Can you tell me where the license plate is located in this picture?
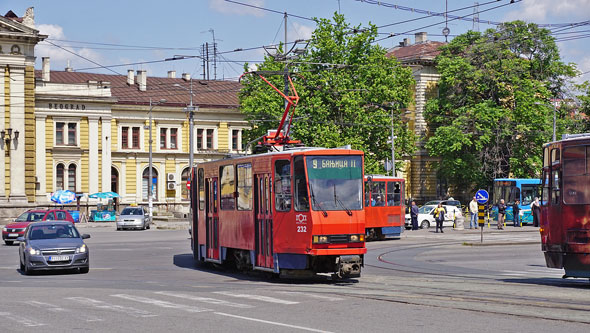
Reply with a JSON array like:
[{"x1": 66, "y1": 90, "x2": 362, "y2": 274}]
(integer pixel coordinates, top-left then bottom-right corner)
[
  {"x1": 8, "y1": 233, "x2": 18, "y2": 237},
  {"x1": 48, "y1": 255, "x2": 70, "y2": 261}
]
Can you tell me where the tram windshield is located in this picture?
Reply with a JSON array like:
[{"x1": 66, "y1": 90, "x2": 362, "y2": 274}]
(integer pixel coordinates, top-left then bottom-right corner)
[
  {"x1": 306, "y1": 155, "x2": 363, "y2": 211},
  {"x1": 563, "y1": 145, "x2": 590, "y2": 204}
]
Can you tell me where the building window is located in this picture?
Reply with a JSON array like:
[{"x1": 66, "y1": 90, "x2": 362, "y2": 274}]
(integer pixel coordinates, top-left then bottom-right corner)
[
  {"x1": 132, "y1": 127, "x2": 140, "y2": 149},
  {"x1": 170, "y1": 128, "x2": 178, "y2": 149},
  {"x1": 121, "y1": 127, "x2": 129, "y2": 149},
  {"x1": 68, "y1": 164, "x2": 76, "y2": 192},
  {"x1": 232, "y1": 129, "x2": 239, "y2": 150},
  {"x1": 68, "y1": 123, "x2": 77, "y2": 145},
  {"x1": 160, "y1": 128, "x2": 167, "y2": 149},
  {"x1": 181, "y1": 167, "x2": 190, "y2": 200},
  {"x1": 56, "y1": 163, "x2": 65, "y2": 190},
  {"x1": 206, "y1": 129, "x2": 214, "y2": 149},
  {"x1": 197, "y1": 129, "x2": 203, "y2": 149},
  {"x1": 56, "y1": 123, "x2": 64, "y2": 145},
  {"x1": 142, "y1": 167, "x2": 158, "y2": 201}
]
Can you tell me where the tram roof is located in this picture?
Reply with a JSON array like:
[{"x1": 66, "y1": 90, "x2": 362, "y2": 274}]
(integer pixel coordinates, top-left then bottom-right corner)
[{"x1": 197, "y1": 146, "x2": 365, "y2": 165}]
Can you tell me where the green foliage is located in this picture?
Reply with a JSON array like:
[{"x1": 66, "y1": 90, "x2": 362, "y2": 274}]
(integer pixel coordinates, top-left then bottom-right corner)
[
  {"x1": 239, "y1": 13, "x2": 415, "y2": 174},
  {"x1": 425, "y1": 21, "x2": 576, "y2": 190}
]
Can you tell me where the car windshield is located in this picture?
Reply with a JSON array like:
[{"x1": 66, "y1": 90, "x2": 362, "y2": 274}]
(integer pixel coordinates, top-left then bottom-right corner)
[
  {"x1": 29, "y1": 224, "x2": 80, "y2": 240},
  {"x1": 419, "y1": 205, "x2": 435, "y2": 214},
  {"x1": 15, "y1": 211, "x2": 46, "y2": 222},
  {"x1": 121, "y1": 208, "x2": 143, "y2": 215}
]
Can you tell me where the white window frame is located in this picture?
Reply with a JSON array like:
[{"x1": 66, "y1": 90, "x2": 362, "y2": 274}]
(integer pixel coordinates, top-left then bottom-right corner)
[
  {"x1": 118, "y1": 123, "x2": 144, "y2": 151},
  {"x1": 156, "y1": 125, "x2": 182, "y2": 151},
  {"x1": 228, "y1": 127, "x2": 247, "y2": 152},
  {"x1": 195, "y1": 126, "x2": 218, "y2": 150},
  {"x1": 53, "y1": 119, "x2": 80, "y2": 147}
]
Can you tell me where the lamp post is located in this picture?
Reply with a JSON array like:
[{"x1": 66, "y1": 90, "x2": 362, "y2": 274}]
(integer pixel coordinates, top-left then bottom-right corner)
[{"x1": 148, "y1": 98, "x2": 166, "y2": 223}]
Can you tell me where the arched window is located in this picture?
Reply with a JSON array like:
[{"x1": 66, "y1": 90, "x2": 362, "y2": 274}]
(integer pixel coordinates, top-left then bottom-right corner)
[
  {"x1": 56, "y1": 163, "x2": 65, "y2": 190},
  {"x1": 111, "y1": 167, "x2": 119, "y2": 194},
  {"x1": 68, "y1": 164, "x2": 77, "y2": 192},
  {"x1": 181, "y1": 168, "x2": 190, "y2": 200},
  {"x1": 142, "y1": 167, "x2": 158, "y2": 201}
]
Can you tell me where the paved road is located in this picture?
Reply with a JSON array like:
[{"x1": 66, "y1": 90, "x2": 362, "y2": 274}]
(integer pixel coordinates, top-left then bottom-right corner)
[{"x1": 0, "y1": 225, "x2": 589, "y2": 332}]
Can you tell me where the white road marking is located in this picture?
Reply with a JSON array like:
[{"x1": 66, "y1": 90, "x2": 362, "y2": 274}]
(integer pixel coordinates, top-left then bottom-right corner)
[
  {"x1": 275, "y1": 291, "x2": 344, "y2": 301},
  {"x1": 213, "y1": 291, "x2": 299, "y2": 305},
  {"x1": 155, "y1": 291, "x2": 253, "y2": 308},
  {"x1": 67, "y1": 297, "x2": 157, "y2": 318},
  {"x1": 25, "y1": 300, "x2": 103, "y2": 322},
  {"x1": 0, "y1": 312, "x2": 45, "y2": 327},
  {"x1": 111, "y1": 294, "x2": 212, "y2": 313},
  {"x1": 215, "y1": 312, "x2": 332, "y2": 333}
]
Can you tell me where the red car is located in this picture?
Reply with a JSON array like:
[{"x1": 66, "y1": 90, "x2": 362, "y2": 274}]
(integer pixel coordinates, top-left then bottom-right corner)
[{"x1": 2, "y1": 209, "x2": 74, "y2": 245}]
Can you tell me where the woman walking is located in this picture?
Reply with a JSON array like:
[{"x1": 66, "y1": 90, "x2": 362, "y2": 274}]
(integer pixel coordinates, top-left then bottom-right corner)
[{"x1": 433, "y1": 203, "x2": 446, "y2": 233}]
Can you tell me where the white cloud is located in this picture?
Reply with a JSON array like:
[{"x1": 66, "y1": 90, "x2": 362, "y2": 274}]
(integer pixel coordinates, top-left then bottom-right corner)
[
  {"x1": 209, "y1": 0, "x2": 265, "y2": 17},
  {"x1": 290, "y1": 22, "x2": 314, "y2": 42},
  {"x1": 36, "y1": 24, "x2": 105, "y2": 72},
  {"x1": 505, "y1": 0, "x2": 590, "y2": 21}
]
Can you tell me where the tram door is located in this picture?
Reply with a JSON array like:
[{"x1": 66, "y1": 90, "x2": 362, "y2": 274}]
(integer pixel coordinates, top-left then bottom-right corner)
[
  {"x1": 206, "y1": 177, "x2": 219, "y2": 260},
  {"x1": 254, "y1": 174, "x2": 273, "y2": 268}
]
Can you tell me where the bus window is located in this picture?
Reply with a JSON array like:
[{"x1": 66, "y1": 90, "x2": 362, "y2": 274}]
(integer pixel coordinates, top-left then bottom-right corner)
[
  {"x1": 521, "y1": 185, "x2": 539, "y2": 206},
  {"x1": 294, "y1": 156, "x2": 309, "y2": 211},
  {"x1": 274, "y1": 160, "x2": 292, "y2": 212},
  {"x1": 387, "y1": 181, "x2": 402, "y2": 206},
  {"x1": 508, "y1": 186, "x2": 520, "y2": 205}
]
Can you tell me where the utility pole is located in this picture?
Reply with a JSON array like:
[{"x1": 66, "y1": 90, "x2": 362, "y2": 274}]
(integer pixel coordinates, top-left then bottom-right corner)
[
  {"x1": 282, "y1": 12, "x2": 290, "y2": 134},
  {"x1": 148, "y1": 98, "x2": 166, "y2": 223},
  {"x1": 390, "y1": 105, "x2": 397, "y2": 177}
]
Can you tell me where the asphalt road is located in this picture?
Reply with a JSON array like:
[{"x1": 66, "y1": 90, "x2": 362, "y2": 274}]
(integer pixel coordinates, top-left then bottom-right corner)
[{"x1": 0, "y1": 225, "x2": 589, "y2": 332}]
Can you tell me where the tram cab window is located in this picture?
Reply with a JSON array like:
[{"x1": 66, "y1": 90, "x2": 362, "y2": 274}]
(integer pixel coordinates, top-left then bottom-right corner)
[
  {"x1": 274, "y1": 160, "x2": 292, "y2": 212},
  {"x1": 368, "y1": 181, "x2": 386, "y2": 207},
  {"x1": 198, "y1": 168, "x2": 205, "y2": 211},
  {"x1": 293, "y1": 156, "x2": 309, "y2": 211},
  {"x1": 387, "y1": 181, "x2": 402, "y2": 206}
]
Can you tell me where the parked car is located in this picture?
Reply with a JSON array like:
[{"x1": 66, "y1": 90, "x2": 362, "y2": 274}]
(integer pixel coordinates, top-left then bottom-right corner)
[
  {"x1": 18, "y1": 221, "x2": 90, "y2": 275},
  {"x1": 424, "y1": 199, "x2": 462, "y2": 209},
  {"x1": 116, "y1": 206, "x2": 150, "y2": 231},
  {"x1": 2, "y1": 209, "x2": 75, "y2": 245},
  {"x1": 405, "y1": 204, "x2": 463, "y2": 229}
]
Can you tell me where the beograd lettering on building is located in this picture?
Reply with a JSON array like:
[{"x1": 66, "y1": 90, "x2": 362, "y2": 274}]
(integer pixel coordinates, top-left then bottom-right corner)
[{"x1": 48, "y1": 103, "x2": 86, "y2": 110}]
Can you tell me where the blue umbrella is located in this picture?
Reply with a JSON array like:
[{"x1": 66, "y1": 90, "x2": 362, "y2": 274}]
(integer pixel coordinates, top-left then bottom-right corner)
[
  {"x1": 51, "y1": 190, "x2": 77, "y2": 204},
  {"x1": 89, "y1": 191, "x2": 120, "y2": 199}
]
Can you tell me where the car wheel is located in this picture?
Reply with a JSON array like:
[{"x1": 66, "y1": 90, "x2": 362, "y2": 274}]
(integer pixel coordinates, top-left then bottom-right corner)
[
  {"x1": 420, "y1": 220, "x2": 430, "y2": 229},
  {"x1": 20, "y1": 258, "x2": 24, "y2": 271},
  {"x1": 23, "y1": 260, "x2": 31, "y2": 275},
  {"x1": 79, "y1": 267, "x2": 89, "y2": 274},
  {"x1": 5, "y1": 240, "x2": 13, "y2": 245},
  {"x1": 146, "y1": 222, "x2": 150, "y2": 230}
]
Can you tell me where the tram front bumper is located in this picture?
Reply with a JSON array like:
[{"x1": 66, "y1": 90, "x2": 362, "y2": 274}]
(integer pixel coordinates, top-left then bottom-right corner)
[{"x1": 336, "y1": 255, "x2": 362, "y2": 278}]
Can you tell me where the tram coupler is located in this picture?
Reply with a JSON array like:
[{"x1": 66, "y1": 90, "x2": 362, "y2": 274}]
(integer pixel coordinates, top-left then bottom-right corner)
[{"x1": 335, "y1": 255, "x2": 362, "y2": 279}]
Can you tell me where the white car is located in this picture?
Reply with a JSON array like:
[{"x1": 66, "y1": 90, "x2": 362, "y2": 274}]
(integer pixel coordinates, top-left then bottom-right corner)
[
  {"x1": 116, "y1": 206, "x2": 150, "y2": 231},
  {"x1": 405, "y1": 204, "x2": 463, "y2": 229}
]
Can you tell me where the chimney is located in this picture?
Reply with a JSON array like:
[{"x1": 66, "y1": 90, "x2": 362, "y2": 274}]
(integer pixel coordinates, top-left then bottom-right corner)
[
  {"x1": 415, "y1": 32, "x2": 427, "y2": 44},
  {"x1": 42, "y1": 57, "x2": 50, "y2": 82},
  {"x1": 167, "y1": 70, "x2": 176, "y2": 78},
  {"x1": 127, "y1": 69, "x2": 134, "y2": 86},
  {"x1": 65, "y1": 60, "x2": 73, "y2": 72},
  {"x1": 403, "y1": 38, "x2": 410, "y2": 47},
  {"x1": 137, "y1": 70, "x2": 147, "y2": 91},
  {"x1": 182, "y1": 73, "x2": 191, "y2": 81}
]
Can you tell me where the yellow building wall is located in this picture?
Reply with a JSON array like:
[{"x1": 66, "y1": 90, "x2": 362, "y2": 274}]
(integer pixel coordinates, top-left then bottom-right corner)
[
  {"x1": 111, "y1": 119, "x2": 117, "y2": 152},
  {"x1": 45, "y1": 118, "x2": 53, "y2": 192},
  {"x1": 218, "y1": 122, "x2": 228, "y2": 152},
  {"x1": 165, "y1": 158, "x2": 176, "y2": 197},
  {"x1": 80, "y1": 119, "x2": 89, "y2": 192},
  {"x1": 25, "y1": 66, "x2": 36, "y2": 202},
  {"x1": 182, "y1": 120, "x2": 188, "y2": 153},
  {"x1": 126, "y1": 160, "x2": 136, "y2": 195}
]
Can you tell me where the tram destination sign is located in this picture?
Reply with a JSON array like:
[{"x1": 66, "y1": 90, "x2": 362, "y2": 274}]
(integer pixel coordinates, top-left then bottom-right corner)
[{"x1": 308, "y1": 156, "x2": 362, "y2": 179}]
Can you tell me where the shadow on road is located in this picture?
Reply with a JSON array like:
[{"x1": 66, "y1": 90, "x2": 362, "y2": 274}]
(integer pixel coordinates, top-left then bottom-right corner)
[
  {"x1": 173, "y1": 253, "x2": 360, "y2": 285},
  {"x1": 501, "y1": 277, "x2": 590, "y2": 289}
]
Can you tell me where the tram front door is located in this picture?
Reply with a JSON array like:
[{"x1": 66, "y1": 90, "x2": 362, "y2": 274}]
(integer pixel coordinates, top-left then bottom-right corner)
[
  {"x1": 206, "y1": 177, "x2": 219, "y2": 260},
  {"x1": 255, "y1": 174, "x2": 273, "y2": 269}
]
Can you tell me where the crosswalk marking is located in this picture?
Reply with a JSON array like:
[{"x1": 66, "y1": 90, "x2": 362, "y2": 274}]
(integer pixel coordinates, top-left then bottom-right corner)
[
  {"x1": 155, "y1": 291, "x2": 253, "y2": 308},
  {"x1": 111, "y1": 294, "x2": 212, "y2": 313},
  {"x1": 214, "y1": 312, "x2": 332, "y2": 333},
  {"x1": 0, "y1": 312, "x2": 45, "y2": 327},
  {"x1": 25, "y1": 300, "x2": 103, "y2": 322},
  {"x1": 275, "y1": 291, "x2": 344, "y2": 301},
  {"x1": 67, "y1": 297, "x2": 158, "y2": 318},
  {"x1": 213, "y1": 291, "x2": 299, "y2": 305}
]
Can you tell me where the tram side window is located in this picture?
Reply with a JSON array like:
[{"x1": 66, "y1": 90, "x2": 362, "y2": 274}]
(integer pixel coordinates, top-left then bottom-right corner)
[
  {"x1": 236, "y1": 163, "x2": 253, "y2": 211},
  {"x1": 551, "y1": 170, "x2": 560, "y2": 205},
  {"x1": 543, "y1": 147, "x2": 550, "y2": 168},
  {"x1": 542, "y1": 171, "x2": 549, "y2": 206},
  {"x1": 293, "y1": 156, "x2": 309, "y2": 211},
  {"x1": 563, "y1": 145, "x2": 590, "y2": 204},
  {"x1": 370, "y1": 181, "x2": 386, "y2": 207},
  {"x1": 219, "y1": 165, "x2": 236, "y2": 210},
  {"x1": 198, "y1": 168, "x2": 205, "y2": 211},
  {"x1": 387, "y1": 181, "x2": 402, "y2": 206},
  {"x1": 274, "y1": 160, "x2": 292, "y2": 212}
]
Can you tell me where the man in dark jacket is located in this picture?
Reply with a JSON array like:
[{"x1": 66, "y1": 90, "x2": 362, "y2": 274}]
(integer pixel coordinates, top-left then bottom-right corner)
[
  {"x1": 512, "y1": 199, "x2": 520, "y2": 227},
  {"x1": 410, "y1": 201, "x2": 419, "y2": 230},
  {"x1": 497, "y1": 199, "x2": 506, "y2": 230}
]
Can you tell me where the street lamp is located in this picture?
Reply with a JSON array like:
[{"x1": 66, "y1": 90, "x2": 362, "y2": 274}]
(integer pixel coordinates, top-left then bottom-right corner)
[{"x1": 148, "y1": 98, "x2": 167, "y2": 223}]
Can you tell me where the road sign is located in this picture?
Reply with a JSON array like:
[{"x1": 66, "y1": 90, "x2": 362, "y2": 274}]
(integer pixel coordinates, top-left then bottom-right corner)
[{"x1": 475, "y1": 189, "x2": 489, "y2": 204}]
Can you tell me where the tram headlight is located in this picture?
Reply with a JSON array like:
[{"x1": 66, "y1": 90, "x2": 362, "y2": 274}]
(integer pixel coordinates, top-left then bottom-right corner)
[
  {"x1": 313, "y1": 235, "x2": 329, "y2": 244},
  {"x1": 349, "y1": 234, "x2": 365, "y2": 242}
]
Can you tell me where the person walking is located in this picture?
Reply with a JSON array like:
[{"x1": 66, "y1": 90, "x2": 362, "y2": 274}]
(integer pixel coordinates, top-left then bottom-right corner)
[
  {"x1": 497, "y1": 199, "x2": 506, "y2": 230},
  {"x1": 513, "y1": 199, "x2": 521, "y2": 227},
  {"x1": 410, "y1": 201, "x2": 419, "y2": 230},
  {"x1": 433, "y1": 203, "x2": 446, "y2": 233},
  {"x1": 531, "y1": 197, "x2": 541, "y2": 227},
  {"x1": 469, "y1": 196, "x2": 479, "y2": 229}
]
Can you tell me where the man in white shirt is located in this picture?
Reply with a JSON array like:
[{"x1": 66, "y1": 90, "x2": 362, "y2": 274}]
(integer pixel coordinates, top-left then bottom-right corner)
[{"x1": 469, "y1": 196, "x2": 479, "y2": 229}]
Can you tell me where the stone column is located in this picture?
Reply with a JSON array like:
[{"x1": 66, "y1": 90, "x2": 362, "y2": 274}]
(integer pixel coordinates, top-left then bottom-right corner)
[
  {"x1": 35, "y1": 115, "x2": 47, "y2": 201},
  {"x1": 135, "y1": 158, "x2": 142, "y2": 203},
  {"x1": 9, "y1": 67, "x2": 27, "y2": 202},
  {"x1": 0, "y1": 67, "x2": 5, "y2": 201},
  {"x1": 120, "y1": 162, "x2": 127, "y2": 202},
  {"x1": 88, "y1": 117, "x2": 99, "y2": 194},
  {"x1": 101, "y1": 118, "x2": 112, "y2": 192}
]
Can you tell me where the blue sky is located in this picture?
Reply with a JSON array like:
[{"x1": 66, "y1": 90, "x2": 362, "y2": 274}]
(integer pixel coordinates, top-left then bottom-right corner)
[{"x1": 2, "y1": 0, "x2": 589, "y2": 82}]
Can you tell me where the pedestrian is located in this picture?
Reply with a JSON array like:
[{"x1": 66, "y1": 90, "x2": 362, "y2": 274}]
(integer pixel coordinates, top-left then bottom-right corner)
[
  {"x1": 531, "y1": 197, "x2": 541, "y2": 227},
  {"x1": 513, "y1": 199, "x2": 521, "y2": 227},
  {"x1": 433, "y1": 203, "x2": 446, "y2": 233},
  {"x1": 410, "y1": 200, "x2": 419, "y2": 230},
  {"x1": 469, "y1": 196, "x2": 479, "y2": 229},
  {"x1": 497, "y1": 199, "x2": 506, "y2": 230}
]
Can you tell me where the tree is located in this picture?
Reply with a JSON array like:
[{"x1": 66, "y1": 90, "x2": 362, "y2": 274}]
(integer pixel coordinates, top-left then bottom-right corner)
[
  {"x1": 424, "y1": 21, "x2": 577, "y2": 191},
  {"x1": 239, "y1": 13, "x2": 415, "y2": 174}
]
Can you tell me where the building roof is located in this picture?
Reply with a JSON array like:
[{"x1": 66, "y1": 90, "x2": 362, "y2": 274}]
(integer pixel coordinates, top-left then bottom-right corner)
[
  {"x1": 386, "y1": 40, "x2": 446, "y2": 65},
  {"x1": 36, "y1": 70, "x2": 241, "y2": 108}
]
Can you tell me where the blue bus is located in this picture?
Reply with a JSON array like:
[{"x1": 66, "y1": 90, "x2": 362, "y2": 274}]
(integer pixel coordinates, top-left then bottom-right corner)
[{"x1": 491, "y1": 178, "x2": 541, "y2": 225}]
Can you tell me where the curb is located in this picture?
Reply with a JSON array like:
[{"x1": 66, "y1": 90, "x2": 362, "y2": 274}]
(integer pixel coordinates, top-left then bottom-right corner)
[{"x1": 462, "y1": 241, "x2": 540, "y2": 246}]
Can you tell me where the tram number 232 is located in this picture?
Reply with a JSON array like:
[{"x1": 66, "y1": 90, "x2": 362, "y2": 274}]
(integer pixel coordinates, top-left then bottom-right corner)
[{"x1": 297, "y1": 226, "x2": 307, "y2": 233}]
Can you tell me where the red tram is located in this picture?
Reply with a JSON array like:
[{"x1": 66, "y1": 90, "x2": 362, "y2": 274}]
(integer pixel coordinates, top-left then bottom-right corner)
[
  {"x1": 189, "y1": 148, "x2": 366, "y2": 278},
  {"x1": 364, "y1": 175, "x2": 405, "y2": 240},
  {"x1": 541, "y1": 133, "x2": 590, "y2": 279}
]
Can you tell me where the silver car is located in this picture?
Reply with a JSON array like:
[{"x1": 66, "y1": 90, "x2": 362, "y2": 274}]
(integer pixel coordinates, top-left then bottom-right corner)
[{"x1": 116, "y1": 206, "x2": 150, "y2": 231}]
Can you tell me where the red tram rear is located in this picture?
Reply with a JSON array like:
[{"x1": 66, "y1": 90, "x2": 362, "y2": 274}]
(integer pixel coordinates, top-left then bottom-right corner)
[
  {"x1": 364, "y1": 175, "x2": 405, "y2": 240},
  {"x1": 541, "y1": 134, "x2": 590, "y2": 279},
  {"x1": 190, "y1": 148, "x2": 366, "y2": 278}
]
